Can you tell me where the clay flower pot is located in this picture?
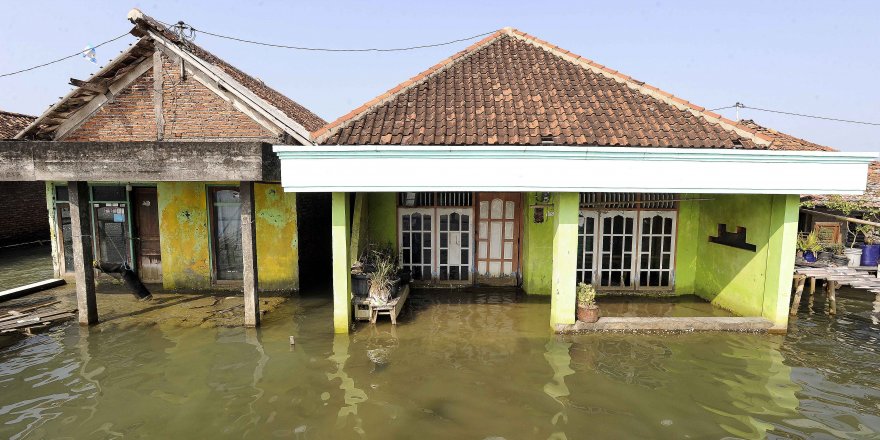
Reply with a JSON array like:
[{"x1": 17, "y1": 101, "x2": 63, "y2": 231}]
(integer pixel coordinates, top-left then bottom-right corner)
[{"x1": 577, "y1": 305, "x2": 600, "y2": 323}]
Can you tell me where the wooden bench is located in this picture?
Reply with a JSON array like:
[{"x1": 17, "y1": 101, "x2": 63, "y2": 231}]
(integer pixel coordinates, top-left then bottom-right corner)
[{"x1": 369, "y1": 285, "x2": 410, "y2": 325}]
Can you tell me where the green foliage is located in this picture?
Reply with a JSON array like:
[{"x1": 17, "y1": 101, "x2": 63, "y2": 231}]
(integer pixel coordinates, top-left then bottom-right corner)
[
  {"x1": 805, "y1": 195, "x2": 880, "y2": 247},
  {"x1": 797, "y1": 231, "x2": 823, "y2": 253},
  {"x1": 576, "y1": 282, "x2": 597, "y2": 308},
  {"x1": 366, "y1": 243, "x2": 400, "y2": 304},
  {"x1": 827, "y1": 243, "x2": 846, "y2": 256}
]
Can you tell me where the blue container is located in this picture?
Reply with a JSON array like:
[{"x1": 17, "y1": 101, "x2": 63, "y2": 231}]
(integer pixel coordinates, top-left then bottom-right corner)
[
  {"x1": 803, "y1": 251, "x2": 817, "y2": 263},
  {"x1": 860, "y1": 244, "x2": 880, "y2": 266}
]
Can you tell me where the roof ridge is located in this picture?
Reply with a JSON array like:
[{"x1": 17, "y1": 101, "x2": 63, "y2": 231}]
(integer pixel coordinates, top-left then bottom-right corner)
[
  {"x1": 504, "y1": 29, "x2": 774, "y2": 146},
  {"x1": 312, "y1": 28, "x2": 509, "y2": 142},
  {"x1": 0, "y1": 110, "x2": 36, "y2": 119}
]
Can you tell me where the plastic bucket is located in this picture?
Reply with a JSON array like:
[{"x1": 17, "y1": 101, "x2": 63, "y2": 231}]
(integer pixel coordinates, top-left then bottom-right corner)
[
  {"x1": 860, "y1": 244, "x2": 880, "y2": 266},
  {"x1": 844, "y1": 248, "x2": 862, "y2": 267}
]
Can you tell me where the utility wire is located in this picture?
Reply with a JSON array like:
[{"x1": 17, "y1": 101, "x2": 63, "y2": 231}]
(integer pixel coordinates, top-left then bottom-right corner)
[
  {"x1": 713, "y1": 102, "x2": 880, "y2": 126},
  {"x1": 0, "y1": 31, "x2": 131, "y2": 78},
  {"x1": 164, "y1": 20, "x2": 496, "y2": 52}
]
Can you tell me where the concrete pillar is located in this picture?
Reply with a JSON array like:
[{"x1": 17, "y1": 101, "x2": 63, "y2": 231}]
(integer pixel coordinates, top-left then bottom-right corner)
[
  {"x1": 240, "y1": 181, "x2": 260, "y2": 327},
  {"x1": 68, "y1": 181, "x2": 98, "y2": 325},
  {"x1": 332, "y1": 192, "x2": 352, "y2": 333},
  {"x1": 762, "y1": 194, "x2": 800, "y2": 332},
  {"x1": 550, "y1": 192, "x2": 579, "y2": 330}
]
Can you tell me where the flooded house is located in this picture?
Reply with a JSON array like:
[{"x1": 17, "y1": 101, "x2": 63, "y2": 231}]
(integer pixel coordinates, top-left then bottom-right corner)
[
  {"x1": 6, "y1": 9, "x2": 325, "y2": 326},
  {"x1": 274, "y1": 28, "x2": 875, "y2": 333},
  {"x1": 0, "y1": 110, "x2": 47, "y2": 247}
]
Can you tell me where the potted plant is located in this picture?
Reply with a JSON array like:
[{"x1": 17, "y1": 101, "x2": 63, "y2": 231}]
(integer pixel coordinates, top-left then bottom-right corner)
[
  {"x1": 367, "y1": 249, "x2": 400, "y2": 306},
  {"x1": 576, "y1": 283, "x2": 599, "y2": 323},
  {"x1": 829, "y1": 244, "x2": 850, "y2": 266},
  {"x1": 859, "y1": 225, "x2": 880, "y2": 266},
  {"x1": 797, "y1": 232, "x2": 822, "y2": 263}
]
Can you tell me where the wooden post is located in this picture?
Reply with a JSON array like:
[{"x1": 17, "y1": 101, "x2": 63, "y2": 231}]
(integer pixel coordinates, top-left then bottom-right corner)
[
  {"x1": 828, "y1": 281, "x2": 837, "y2": 315},
  {"x1": 789, "y1": 274, "x2": 806, "y2": 316},
  {"x1": 809, "y1": 277, "x2": 816, "y2": 297},
  {"x1": 68, "y1": 181, "x2": 98, "y2": 325},
  {"x1": 240, "y1": 181, "x2": 260, "y2": 327}
]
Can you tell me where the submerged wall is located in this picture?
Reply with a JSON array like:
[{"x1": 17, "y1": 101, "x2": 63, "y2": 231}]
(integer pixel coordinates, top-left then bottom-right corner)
[
  {"x1": 158, "y1": 182, "x2": 212, "y2": 289},
  {"x1": 522, "y1": 192, "x2": 558, "y2": 295},
  {"x1": 689, "y1": 194, "x2": 798, "y2": 326},
  {"x1": 254, "y1": 183, "x2": 299, "y2": 291},
  {"x1": 158, "y1": 181, "x2": 300, "y2": 291}
]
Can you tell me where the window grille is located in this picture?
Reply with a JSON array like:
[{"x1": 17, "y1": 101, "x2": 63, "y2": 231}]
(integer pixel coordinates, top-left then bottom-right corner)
[
  {"x1": 580, "y1": 193, "x2": 676, "y2": 210},
  {"x1": 398, "y1": 192, "x2": 473, "y2": 207}
]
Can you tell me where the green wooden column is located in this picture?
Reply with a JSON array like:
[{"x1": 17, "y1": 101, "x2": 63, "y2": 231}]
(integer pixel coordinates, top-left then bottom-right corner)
[
  {"x1": 762, "y1": 194, "x2": 800, "y2": 332},
  {"x1": 332, "y1": 192, "x2": 352, "y2": 333},
  {"x1": 550, "y1": 192, "x2": 579, "y2": 330}
]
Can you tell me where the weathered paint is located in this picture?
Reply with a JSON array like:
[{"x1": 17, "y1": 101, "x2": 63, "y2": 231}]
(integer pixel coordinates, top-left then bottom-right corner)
[
  {"x1": 254, "y1": 183, "x2": 299, "y2": 291},
  {"x1": 157, "y1": 182, "x2": 212, "y2": 289},
  {"x1": 332, "y1": 192, "x2": 352, "y2": 333},
  {"x1": 521, "y1": 192, "x2": 556, "y2": 295},
  {"x1": 367, "y1": 193, "x2": 397, "y2": 249},
  {"x1": 45, "y1": 182, "x2": 62, "y2": 278},
  {"x1": 761, "y1": 194, "x2": 799, "y2": 329},
  {"x1": 550, "y1": 193, "x2": 579, "y2": 328},
  {"x1": 693, "y1": 194, "x2": 780, "y2": 316}
]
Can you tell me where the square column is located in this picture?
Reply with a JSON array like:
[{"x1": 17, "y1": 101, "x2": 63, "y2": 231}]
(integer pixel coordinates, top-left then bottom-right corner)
[
  {"x1": 762, "y1": 194, "x2": 800, "y2": 331},
  {"x1": 68, "y1": 181, "x2": 98, "y2": 325},
  {"x1": 240, "y1": 181, "x2": 260, "y2": 327},
  {"x1": 550, "y1": 192, "x2": 579, "y2": 330},
  {"x1": 332, "y1": 192, "x2": 352, "y2": 333}
]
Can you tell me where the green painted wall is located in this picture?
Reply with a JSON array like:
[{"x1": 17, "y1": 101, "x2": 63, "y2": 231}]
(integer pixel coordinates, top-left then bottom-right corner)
[
  {"x1": 522, "y1": 192, "x2": 557, "y2": 295},
  {"x1": 691, "y1": 193, "x2": 798, "y2": 325},
  {"x1": 332, "y1": 192, "x2": 352, "y2": 333},
  {"x1": 367, "y1": 193, "x2": 397, "y2": 249},
  {"x1": 158, "y1": 182, "x2": 212, "y2": 289},
  {"x1": 674, "y1": 198, "x2": 701, "y2": 295},
  {"x1": 254, "y1": 183, "x2": 299, "y2": 291}
]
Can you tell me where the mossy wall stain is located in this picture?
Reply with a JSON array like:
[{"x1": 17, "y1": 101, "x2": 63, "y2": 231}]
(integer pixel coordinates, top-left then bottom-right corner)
[
  {"x1": 255, "y1": 183, "x2": 299, "y2": 291},
  {"x1": 158, "y1": 182, "x2": 211, "y2": 289}
]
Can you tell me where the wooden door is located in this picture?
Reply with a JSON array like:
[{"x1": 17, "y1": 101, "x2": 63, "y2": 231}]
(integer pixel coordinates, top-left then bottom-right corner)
[
  {"x1": 476, "y1": 193, "x2": 520, "y2": 285},
  {"x1": 132, "y1": 187, "x2": 162, "y2": 283}
]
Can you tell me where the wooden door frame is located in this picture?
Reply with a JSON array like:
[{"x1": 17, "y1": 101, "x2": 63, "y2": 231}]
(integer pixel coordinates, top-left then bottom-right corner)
[
  {"x1": 475, "y1": 192, "x2": 522, "y2": 281},
  {"x1": 131, "y1": 186, "x2": 161, "y2": 281}
]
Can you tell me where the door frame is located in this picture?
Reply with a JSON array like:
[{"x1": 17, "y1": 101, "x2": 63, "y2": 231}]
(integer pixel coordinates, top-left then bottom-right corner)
[
  {"x1": 131, "y1": 186, "x2": 162, "y2": 282},
  {"x1": 475, "y1": 192, "x2": 522, "y2": 283}
]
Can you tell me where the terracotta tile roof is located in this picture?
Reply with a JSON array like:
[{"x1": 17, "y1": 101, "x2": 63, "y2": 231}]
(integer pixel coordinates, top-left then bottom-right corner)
[
  {"x1": 0, "y1": 110, "x2": 35, "y2": 139},
  {"x1": 315, "y1": 28, "x2": 772, "y2": 148},
  {"x1": 130, "y1": 10, "x2": 326, "y2": 133},
  {"x1": 738, "y1": 119, "x2": 836, "y2": 152}
]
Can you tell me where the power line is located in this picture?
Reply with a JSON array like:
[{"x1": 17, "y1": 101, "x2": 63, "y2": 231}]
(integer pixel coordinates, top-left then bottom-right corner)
[
  {"x1": 0, "y1": 31, "x2": 131, "y2": 78},
  {"x1": 713, "y1": 102, "x2": 880, "y2": 126},
  {"x1": 165, "y1": 21, "x2": 497, "y2": 52}
]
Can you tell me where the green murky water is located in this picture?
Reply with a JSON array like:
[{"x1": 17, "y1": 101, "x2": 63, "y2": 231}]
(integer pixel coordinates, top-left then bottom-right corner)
[
  {"x1": 1, "y1": 250, "x2": 879, "y2": 438},
  {"x1": 0, "y1": 244, "x2": 54, "y2": 291}
]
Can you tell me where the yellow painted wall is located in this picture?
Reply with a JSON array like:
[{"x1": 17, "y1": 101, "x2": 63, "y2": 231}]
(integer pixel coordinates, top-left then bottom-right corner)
[
  {"x1": 254, "y1": 183, "x2": 299, "y2": 291},
  {"x1": 157, "y1": 182, "x2": 212, "y2": 289}
]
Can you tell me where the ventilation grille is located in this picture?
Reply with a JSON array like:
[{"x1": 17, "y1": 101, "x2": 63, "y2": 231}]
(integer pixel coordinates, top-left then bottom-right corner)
[
  {"x1": 398, "y1": 192, "x2": 473, "y2": 207},
  {"x1": 580, "y1": 193, "x2": 676, "y2": 210}
]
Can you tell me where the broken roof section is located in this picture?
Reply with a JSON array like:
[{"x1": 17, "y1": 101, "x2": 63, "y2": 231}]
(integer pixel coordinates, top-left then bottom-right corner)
[
  {"x1": 739, "y1": 119, "x2": 837, "y2": 152},
  {"x1": 17, "y1": 9, "x2": 324, "y2": 143},
  {"x1": 0, "y1": 110, "x2": 35, "y2": 139},
  {"x1": 314, "y1": 28, "x2": 774, "y2": 148}
]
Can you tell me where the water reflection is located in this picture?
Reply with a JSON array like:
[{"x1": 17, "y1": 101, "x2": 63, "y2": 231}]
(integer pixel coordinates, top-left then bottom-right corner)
[
  {"x1": 543, "y1": 337, "x2": 573, "y2": 439},
  {"x1": 327, "y1": 334, "x2": 368, "y2": 435}
]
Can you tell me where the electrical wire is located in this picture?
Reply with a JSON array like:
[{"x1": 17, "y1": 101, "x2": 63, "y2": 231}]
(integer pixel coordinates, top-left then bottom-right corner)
[
  {"x1": 0, "y1": 31, "x2": 131, "y2": 78},
  {"x1": 712, "y1": 102, "x2": 880, "y2": 126},
  {"x1": 163, "y1": 20, "x2": 496, "y2": 52}
]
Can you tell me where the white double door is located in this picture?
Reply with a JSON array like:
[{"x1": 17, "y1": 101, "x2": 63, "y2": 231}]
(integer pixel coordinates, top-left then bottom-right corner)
[
  {"x1": 577, "y1": 210, "x2": 677, "y2": 290},
  {"x1": 399, "y1": 207, "x2": 473, "y2": 282}
]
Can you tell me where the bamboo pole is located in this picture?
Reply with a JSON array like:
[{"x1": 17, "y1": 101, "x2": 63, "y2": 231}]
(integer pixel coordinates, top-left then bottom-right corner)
[{"x1": 800, "y1": 208, "x2": 880, "y2": 227}]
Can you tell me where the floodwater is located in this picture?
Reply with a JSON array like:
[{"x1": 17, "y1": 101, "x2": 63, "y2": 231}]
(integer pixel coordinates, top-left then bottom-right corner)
[
  {"x1": 1, "y1": 256, "x2": 879, "y2": 438},
  {"x1": 0, "y1": 244, "x2": 53, "y2": 291}
]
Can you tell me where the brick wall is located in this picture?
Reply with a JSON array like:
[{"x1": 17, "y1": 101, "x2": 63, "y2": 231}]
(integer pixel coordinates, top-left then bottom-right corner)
[
  {"x1": 0, "y1": 182, "x2": 49, "y2": 246},
  {"x1": 64, "y1": 52, "x2": 275, "y2": 142}
]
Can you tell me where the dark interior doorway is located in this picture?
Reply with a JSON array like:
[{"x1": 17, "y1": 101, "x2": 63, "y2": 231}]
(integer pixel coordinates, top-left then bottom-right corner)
[{"x1": 297, "y1": 193, "x2": 332, "y2": 292}]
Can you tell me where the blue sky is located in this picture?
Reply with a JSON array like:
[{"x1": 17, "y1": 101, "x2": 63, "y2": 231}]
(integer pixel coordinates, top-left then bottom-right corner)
[{"x1": 1, "y1": 0, "x2": 877, "y2": 151}]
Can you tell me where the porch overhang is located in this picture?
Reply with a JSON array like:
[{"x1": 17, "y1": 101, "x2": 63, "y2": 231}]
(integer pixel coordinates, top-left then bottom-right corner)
[
  {"x1": 274, "y1": 145, "x2": 877, "y2": 194},
  {"x1": 0, "y1": 141, "x2": 280, "y2": 182}
]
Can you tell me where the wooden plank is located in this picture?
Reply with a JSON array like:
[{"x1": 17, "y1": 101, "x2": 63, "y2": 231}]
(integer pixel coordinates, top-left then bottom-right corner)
[{"x1": 0, "y1": 279, "x2": 66, "y2": 302}]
